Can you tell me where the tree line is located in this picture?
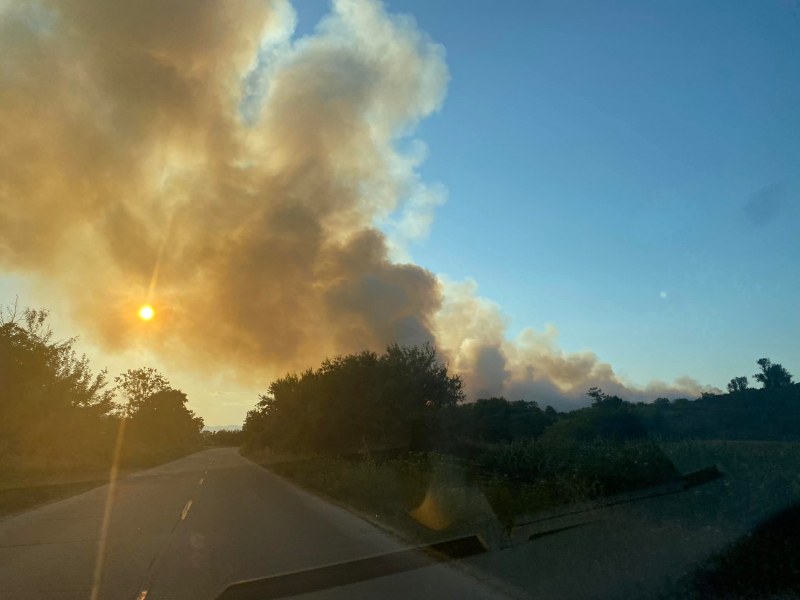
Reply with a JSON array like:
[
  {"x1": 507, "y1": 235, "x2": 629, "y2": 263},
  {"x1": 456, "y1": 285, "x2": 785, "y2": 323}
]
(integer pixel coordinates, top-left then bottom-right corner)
[
  {"x1": 0, "y1": 305, "x2": 203, "y2": 469},
  {"x1": 244, "y1": 346, "x2": 798, "y2": 456}
]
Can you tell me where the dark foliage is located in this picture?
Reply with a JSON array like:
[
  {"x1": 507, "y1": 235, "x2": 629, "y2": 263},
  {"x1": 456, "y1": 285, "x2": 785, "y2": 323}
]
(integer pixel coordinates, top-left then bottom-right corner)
[
  {"x1": 541, "y1": 400, "x2": 647, "y2": 444},
  {"x1": 754, "y1": 357, "x2": 793, "y2": 389},
  {"x1": 1, "y1": 304, "x2": 202, "y2": 472},
  {"x1": 635, "y1": 384, "x2": 800, "y2": 440},
  {"x1": 726, "y1": 376, "x2": 749, "y2": 394},
  {"x1": 244, "y1": 343, "x2": 464, "y2": 454},
  {"x1": 202, "y1": 428, "x2": 245, "y2": 446},
  {"x1": 0, "y1": 306, "x2": 115, "y2": 464},
  {"x1": 692, "y1": 501, "x2": 800, "y2": 598},
  {"x1": 430, "y1": 397, "x2": 558, "y2": 452},
  {"x1": 126, "y1": 389, "x2": 203, "y2": 453},
  {"x1": 115, "y1": 367, "x2": 171, "y2": 416}
]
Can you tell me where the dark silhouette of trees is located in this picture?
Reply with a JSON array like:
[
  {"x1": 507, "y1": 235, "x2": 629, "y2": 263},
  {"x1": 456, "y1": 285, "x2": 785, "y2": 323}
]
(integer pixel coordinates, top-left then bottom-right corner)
[
  {"x1": 243, "y1": 351, "x2": 800, "y2": 454},
  {"x1": 754, "y1": 358, "x2": 793, "y2": 389},
  {"x1": 1, "y1": 302, "x2": 203, "y2": 468},
  {"x1": 0, "y1": 306, "x2": 115, "y2": 461},
  {"x1": 463, "y1": 397, "x2": 556, "y2": 443},
  {"x1": 727, "y1": 376, "x2": 749, "y2": 393},
  {"x1": 586, "y1": 387, "x2": 626, "y2": 408},
  {"x1": 115, "y1": 367, "x2": 171, "y2": 416},
  {"x1": 128, "y1": 389, "x2": 203, "y2": 449},
  {"x1": 244, "y1": 343, "x2": 463, "y2": 454},
  {"x1": 117, "y1": 368, "x2": 203, "y2": 456},
  {"x1": 202, "y1": 428, "x2": 244, "y2": 446},
  {"x1": 543, "y1": 399, "x2": 647, "y2": 444}
]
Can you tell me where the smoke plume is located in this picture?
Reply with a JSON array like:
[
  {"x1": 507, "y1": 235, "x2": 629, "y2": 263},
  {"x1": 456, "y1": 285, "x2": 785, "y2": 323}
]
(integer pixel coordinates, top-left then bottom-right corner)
[{"x1": 0, "y1": 0, "x2": 708, "y2": 409}]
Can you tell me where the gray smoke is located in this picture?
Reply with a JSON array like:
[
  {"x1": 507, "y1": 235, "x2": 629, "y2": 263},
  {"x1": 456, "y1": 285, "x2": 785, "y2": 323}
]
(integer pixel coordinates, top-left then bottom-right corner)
[{"x1": 0, "y1": 0, "x2": 709, "y2": 408}]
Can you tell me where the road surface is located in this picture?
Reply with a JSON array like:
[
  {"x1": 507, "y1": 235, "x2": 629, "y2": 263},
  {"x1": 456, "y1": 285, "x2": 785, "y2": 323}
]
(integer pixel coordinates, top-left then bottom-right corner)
[{"x1": 0, "y1": 448, "x2": 509, "y2": 600}]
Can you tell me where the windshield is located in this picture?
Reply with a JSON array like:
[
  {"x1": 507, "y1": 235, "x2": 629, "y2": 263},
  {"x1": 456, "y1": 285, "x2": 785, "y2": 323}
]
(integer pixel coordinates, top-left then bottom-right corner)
[{"x1": 1, "y1": 1, "x2": 798, "y2": 599}]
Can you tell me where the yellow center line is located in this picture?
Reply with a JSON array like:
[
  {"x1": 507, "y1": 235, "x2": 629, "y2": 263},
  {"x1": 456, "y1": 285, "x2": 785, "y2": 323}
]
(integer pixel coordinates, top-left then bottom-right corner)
[{"x1": 181, "y1": 499, "x2": 193, "y2": 521}]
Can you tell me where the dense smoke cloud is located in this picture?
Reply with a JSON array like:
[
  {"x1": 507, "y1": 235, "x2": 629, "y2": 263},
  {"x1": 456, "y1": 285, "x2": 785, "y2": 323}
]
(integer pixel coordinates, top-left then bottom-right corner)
[
  {"x1": 0, "y1": 0, "x2": 708, "y2": 409},
  {"x1": 436, "y1": 280, "x2": 712, "y2": 408}
]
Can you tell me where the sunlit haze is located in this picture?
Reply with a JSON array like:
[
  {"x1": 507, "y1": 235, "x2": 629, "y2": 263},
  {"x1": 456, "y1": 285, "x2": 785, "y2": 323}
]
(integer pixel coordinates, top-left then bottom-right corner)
[{"x1": 0, "y1": 0, "x2": 797, "y2": 425}]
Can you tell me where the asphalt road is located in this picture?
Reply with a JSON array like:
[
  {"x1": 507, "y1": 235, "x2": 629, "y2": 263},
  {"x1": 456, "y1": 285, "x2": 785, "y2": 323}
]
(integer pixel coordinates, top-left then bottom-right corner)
[{"x1": 0, "y1": 448, "x2": 509, "y2": 600}]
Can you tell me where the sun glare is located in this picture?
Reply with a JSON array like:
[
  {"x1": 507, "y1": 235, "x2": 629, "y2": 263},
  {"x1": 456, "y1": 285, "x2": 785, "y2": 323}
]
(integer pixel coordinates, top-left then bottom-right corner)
[{"x1": 138, "y1": 305, "x2": 155, "y2": 321}]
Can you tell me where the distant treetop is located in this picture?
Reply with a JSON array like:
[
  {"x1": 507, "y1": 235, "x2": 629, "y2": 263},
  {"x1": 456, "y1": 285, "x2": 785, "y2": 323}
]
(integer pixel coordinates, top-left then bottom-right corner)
[{"x1": 753, "y1": 358, "x2": 793, "y2": 389}]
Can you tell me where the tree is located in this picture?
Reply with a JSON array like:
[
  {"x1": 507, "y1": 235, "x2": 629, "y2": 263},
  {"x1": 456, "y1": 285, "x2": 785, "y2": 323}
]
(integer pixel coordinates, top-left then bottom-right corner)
[
  {"x1": 115, "y1": 367, "x2": 171, "y2": 416},
  {"x1": 727, "y1": 376, "x2": 749, "y2": 394},
  {"x1": 244, "y1": 343, "x2": 464, "y2": 454},
  {"x1": 0, "y1": 305, "x2": 115, "y2": 456},
  {"x1": 469, "y1": 397, "x2": 555, "y2": 443},
  {"x1": 128, "y1": 389, "x2": 203, "y2": 448},
  {"x1": 586, "y1": 387, "x2": 625, "y2": 408},
  {"x1": 753, "y1": 358, "x2": 793, "y2": 389}
]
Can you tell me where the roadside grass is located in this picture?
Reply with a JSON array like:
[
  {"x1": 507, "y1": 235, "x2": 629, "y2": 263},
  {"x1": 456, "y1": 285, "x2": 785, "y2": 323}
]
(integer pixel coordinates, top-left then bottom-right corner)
[
  {"x1": 0, "y1": 444, "x2": 203, "y2": 518},
  {"x1": 249, "y1": 439, "x2": 680, "y2": 542}
]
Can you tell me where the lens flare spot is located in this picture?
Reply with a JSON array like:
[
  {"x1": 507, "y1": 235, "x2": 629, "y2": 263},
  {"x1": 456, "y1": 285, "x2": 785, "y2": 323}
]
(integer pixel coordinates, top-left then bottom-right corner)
[{"x1": 138, "y1": 305, "x2": 155, "y2": 321}]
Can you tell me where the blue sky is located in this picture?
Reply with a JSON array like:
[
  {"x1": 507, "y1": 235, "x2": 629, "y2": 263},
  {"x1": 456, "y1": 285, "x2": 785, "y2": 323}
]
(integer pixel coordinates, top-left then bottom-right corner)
[{"x1": 292, "y1": 0, "x2": 800, "y2": 388}]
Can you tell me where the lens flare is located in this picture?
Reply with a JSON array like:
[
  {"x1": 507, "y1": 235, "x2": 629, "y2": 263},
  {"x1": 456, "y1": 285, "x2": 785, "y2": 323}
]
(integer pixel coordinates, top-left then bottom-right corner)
[{"x1": 138, "y1": 305, "x2": 155, "y2": 321}]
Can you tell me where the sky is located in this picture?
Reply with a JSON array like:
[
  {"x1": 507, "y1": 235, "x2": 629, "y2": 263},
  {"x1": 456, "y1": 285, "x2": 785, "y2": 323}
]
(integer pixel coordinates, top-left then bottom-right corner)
[{"x1": 1, "y1": 0, "x2": 798, "y2": 425}]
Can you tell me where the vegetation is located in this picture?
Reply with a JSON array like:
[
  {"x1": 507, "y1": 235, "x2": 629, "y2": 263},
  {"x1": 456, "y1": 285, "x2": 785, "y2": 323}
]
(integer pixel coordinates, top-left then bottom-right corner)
[
  {"x1": 753, "y1": 357, "x2": 793, "y2": 389},
  {"x1": 0, "y1": 304, "x2": 204, "y2": 515},
  {"x1": 634, "y1": 384, "x2": 800, "y2": 441},
  {"x1": 244, "y1": 350, "x2": 798, "y2": 546},
  {"x1": 726, "y1": 376, "x2": 748, "y2": 394},
  {"x1": 262, "y1": 438, "x2": 678, "y2": 536},
  {"x1": 244, "y1": 343, "x2": 464, "y2": 454},
  {"x1": 115, "y1": 366, "x2": 204, "y2": 463},
  {"x1": 0, "y1": 306, "x2": 115, "y2": 468},
  {"x1": 5, "y1": 296, "x2": 798, "y2": 559},
  {"x1": 202, "y1": 428, "x2": 245, "y2": 446}
]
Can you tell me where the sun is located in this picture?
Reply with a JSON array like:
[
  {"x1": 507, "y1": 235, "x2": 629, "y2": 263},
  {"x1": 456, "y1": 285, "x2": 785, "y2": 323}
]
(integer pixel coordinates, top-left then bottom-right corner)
[{"x1": 138, "y1": 304, "x2": 155, "y2": 321}]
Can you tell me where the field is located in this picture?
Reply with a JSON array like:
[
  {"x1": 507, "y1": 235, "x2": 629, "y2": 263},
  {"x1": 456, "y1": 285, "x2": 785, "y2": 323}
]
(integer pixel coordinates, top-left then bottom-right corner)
[{"x1": 251, "y1": 439, "x2": 681, "y2": 542}]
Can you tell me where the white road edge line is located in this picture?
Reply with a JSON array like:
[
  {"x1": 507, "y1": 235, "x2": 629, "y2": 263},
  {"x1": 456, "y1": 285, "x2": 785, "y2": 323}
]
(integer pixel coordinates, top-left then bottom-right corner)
[{"x1": 181, "y1": 499, "x2": 193, "y2": 521}]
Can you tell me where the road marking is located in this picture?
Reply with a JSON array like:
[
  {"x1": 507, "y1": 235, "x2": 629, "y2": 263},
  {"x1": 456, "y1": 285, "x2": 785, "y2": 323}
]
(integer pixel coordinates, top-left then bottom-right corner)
[
  {"x1": 181, "y1": 499, "x2": 193, "y2": 521},
  {"x1": 136, "y1": 591, "x2": 148, "y2": 600},
  {"x1": 199, "y1": 477, "x2": 204, "y2": 485}
]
